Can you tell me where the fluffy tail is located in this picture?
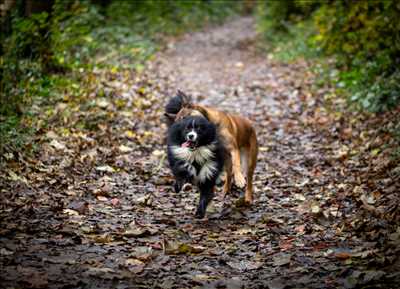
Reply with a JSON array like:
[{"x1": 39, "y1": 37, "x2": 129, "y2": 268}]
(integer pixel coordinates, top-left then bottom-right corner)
[{"x1": 164, "y1": 90, "x2": 191, "y2": 126}]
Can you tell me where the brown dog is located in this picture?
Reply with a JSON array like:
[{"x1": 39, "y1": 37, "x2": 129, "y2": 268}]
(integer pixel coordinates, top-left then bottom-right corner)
[{"x1": 165, "y1": 91, "x2": 258, "y2": 204}]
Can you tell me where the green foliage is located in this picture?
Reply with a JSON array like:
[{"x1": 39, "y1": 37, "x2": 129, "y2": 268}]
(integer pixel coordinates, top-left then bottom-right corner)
[
  {"x1": 50, "y1": 1, "x2": 105, "y2": 69},
  {"x1": 106, "y1": 0, "x2": 238, "y2": 36},
  {"x1": 313, "y1": 2, "x2": 399, "y2": 63},
  {"x1": 1, "y1": 12, "x2": 50, "y2": 117},
  {"x1": 313, "y1": 1, "x2": 400, "y2": 112},
  {"x1": 260, "y1": 20, "x2": 318, "y2": 62},
  {"x1": 0, "y1": 114, "x2": 35, "y2": 155},
  {"x1": 256, "y1": 0, "x2": 322, "y2": 62},
  {"x1": 257, "y1": 0, "x2": 321, "y2": 37},
  {"x1": 257, "y1": 0, "x2": 400, "y2": 112},
  {"x1": 0, "y1": 0, "x2": 241, "y2": 152}
]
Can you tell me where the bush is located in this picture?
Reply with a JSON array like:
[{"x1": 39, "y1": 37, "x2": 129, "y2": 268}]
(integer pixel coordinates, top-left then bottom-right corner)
[
  {"x1": 0, "y1": 0, "x2": 103, "y2": 118},
  {"x1": 257, "y1": 0, "x2": 321, "y2": 38},
  {"x1": 257, "y1": 0, "x2": 400, "y2": 112},
  {"x1": 1, "y1": 0, "x2": 240, "y2": 117},
  {"x1": 0, "y1": 0, "x2": 242, "y2": 151},
  {"x1": 313, "y1": 1, "x2": 400, "y2": 111},
  {"x1": 106, "y1": 0, "x2": 239, "y2": 35}
]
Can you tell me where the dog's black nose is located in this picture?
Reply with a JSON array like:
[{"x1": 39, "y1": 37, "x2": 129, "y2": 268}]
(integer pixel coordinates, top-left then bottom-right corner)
[{"x1": 187, "y1": 131, "x2": 197, "y2": 141}]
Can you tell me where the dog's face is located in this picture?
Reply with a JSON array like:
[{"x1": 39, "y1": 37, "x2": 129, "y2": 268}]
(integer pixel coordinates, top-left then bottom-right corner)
[{"x1": 180, "y1": 116, "x2": 216, "y2": 149}]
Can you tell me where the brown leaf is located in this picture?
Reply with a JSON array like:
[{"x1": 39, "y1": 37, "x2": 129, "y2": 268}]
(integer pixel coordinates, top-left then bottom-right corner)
[
  {"x1": 335, "y1": 252, "x2": 352, "y2": 260},
  {"x1": 67, "y1": 201, "x2": 89, "y2": 215},
  {"x1": 18, "y1": 267, "x2": 48, "y2": 289},
  {"x1": 272, "y1": 253, "x2": 291, "y2": 266},
  {"x1": 227, "y1": 260, "x2": 263, "y2": 272}
]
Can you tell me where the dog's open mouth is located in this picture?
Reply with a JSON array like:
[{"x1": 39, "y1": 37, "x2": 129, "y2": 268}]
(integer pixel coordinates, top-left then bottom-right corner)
[{"x1": 182, "y1": 141, "x2": 197, "y2": 149}]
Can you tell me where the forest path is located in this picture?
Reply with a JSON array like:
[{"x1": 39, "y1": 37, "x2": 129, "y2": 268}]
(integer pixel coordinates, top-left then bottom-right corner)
[{"x1": 1, "y1": 17, "x2": 395, "y2": 289}]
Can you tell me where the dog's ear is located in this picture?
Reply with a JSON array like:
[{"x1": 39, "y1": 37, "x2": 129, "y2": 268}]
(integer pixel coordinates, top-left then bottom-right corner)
[
  {"x1": 164, "y1": 112, "x2": 176, "y2": 120},
  {"x1": 164, "y1": 112, "x2": 177, "y2": 127},
  {"x1": 177, "y1": 90, "x2": 192, "y2": 107}
]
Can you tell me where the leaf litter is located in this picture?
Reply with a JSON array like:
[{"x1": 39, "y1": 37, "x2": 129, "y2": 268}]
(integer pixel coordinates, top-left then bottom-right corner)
[{"x1": 1, "y1": 17, "x2": 399, "y2": 289}]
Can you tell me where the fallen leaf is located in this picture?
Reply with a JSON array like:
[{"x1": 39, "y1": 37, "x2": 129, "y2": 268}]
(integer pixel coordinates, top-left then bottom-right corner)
[
  {"x1": 125, "y1": 258, "x2": 145, "y2": 273},
  {"x1": 227, "y1": 260, "x2": 263, "y2": 271},
  {"x1": 124, "y1": 228, "x2": 148, "y2": 237},
  {"x1": 111, "y1": 198, "x2": 120, "y2": 206},
  {"x1": 20, "y1": 268, "x2": 48, "y2": 288},
  {"x1": 50, "y1": 139, "x2": 66, "y2": 150},
  {"x1": 131, "y1": 246, "x2": 154, "y2": 261},
  {"x1": 164, "y1": 240, "x2": 205, "y2": 255},
  {"x1": 273, "y1": 253, "x2": 291, "y2": 266},
  {"x1": 96, "y1": 165, "x2": 115, "y2": 173},
  {"x1": 152, "y1": 149, "x2": 164, "y2": 157},
  {"x1": 335, "y1": 252, "x2": 352, "y2": 260},
  {"x1": 63, "y1": 208, "x2": 80, "y2": 216},
  {"x1": 267, "y1": 277, "x2": 287, "y2": 289},
  {"x1": 311, "y1": 202, "x2": 321, "y2": 215},
  {"x1": 7, "y1": 170, "x2": 28, "y2": 184},
  {"x1": 0, "y1": 248, "x2": 14, "y2": 256},
  {"x1": 67, "y1": 201, "x2": 88, "y2": 215},
  {"x1": 119, "y1": 145, "x2": 133, "y2": 153},
  {"x1": 177, "y1": 243, "x2": 206, "y2": 254},
  {"x1": 294, "y1": 193, "x2": 306, "y2": 201},
  {"x1": 97, "y1": 98, "x2": 110, "y2": 108}
]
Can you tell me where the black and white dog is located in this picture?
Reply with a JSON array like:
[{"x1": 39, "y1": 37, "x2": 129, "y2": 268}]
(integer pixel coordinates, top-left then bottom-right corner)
[{"x1": 167, "y1": 115, "x2": 226, "y2": 218}]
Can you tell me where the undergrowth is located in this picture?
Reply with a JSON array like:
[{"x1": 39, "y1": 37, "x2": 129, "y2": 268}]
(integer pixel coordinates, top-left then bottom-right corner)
[
  {"x1": 256, "y1": 1, "x2": 400, "y2": 113},
  {"x1": 0, "y1": 0, "x2": 240, "y2": 157}
]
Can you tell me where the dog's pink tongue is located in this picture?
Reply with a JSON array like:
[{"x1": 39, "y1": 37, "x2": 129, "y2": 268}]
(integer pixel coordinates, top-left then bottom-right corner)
[{"x1": 182, "y1": 141, "x2": 191, "y2": 148}]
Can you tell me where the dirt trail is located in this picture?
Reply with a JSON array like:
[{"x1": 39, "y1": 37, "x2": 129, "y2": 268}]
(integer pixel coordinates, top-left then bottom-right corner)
[
  {"x1": 158, "y1": 17, "x2": 277, "y2": 113},
  {"x1": 1, "y1": 17, "x2": 397, "y2": 289}
]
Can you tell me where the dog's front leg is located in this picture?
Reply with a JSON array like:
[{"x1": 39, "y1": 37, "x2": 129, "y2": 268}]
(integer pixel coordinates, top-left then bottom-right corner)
[
  {"x1": 172, "y1": 161, "x2": 195, "y2": 193},
  {"x1": 174, "y1": 179, "x2": 184, "y2": 194},
  {"x1": 195, "y1": 183, "x2": 214, "y2": 219}
]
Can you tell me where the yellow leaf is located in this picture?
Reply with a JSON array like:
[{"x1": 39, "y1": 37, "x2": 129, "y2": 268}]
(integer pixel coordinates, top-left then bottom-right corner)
[
  {"x1": 125, "y1": 130, "x2": 136, "y2": 138},
  {"x1": 371, "y1": 148, "x2": 380, "y2": 156}
]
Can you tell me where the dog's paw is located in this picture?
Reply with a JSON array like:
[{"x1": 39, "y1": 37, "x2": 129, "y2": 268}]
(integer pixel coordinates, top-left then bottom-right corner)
[
  {"x1": 194, "y1": 209, "x2": 206, "y2": 219},
  {"x1": 234, "y1": 172, "x2": 246, "y2": 188},
  {"x1": 244, "y1": 195, "x2": 253, "y2": 205},
  {"x1": 174, "y1": 181, "x2": 183, "y2": 194},
  {"x1": 244, "y1": 189, "x2": 253, "y2": 205}
]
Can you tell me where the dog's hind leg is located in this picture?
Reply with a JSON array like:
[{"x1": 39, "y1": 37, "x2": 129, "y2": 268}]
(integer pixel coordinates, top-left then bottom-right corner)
[
  {"x1": 222, "y1": 154, "x2": 233, "y2": 198},
  {"x1": 244, "y1": 131, "x2": 258, "y2": 204}
]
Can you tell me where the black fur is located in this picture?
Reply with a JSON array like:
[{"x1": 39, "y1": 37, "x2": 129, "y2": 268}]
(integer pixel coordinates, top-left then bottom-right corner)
[
  {"x1": 164, "y1": 90, "x2": 191, "y2": 126},
  {"x1": 167, "y1": 116, "x2": 225, "y2": 218}
]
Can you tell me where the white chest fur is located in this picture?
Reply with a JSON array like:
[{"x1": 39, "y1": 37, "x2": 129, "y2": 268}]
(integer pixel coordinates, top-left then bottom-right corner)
[{"x1": 171, "y1": 144, "x2": 218, "y2": 183}]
